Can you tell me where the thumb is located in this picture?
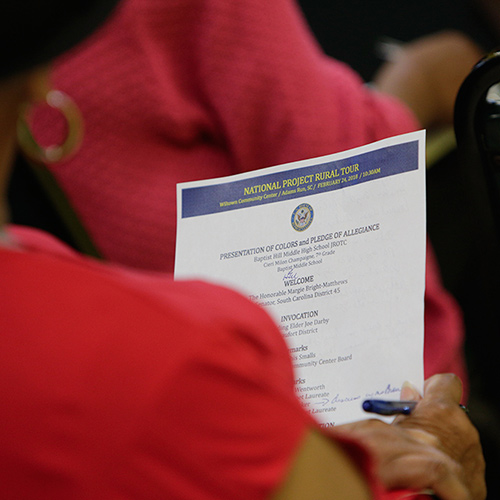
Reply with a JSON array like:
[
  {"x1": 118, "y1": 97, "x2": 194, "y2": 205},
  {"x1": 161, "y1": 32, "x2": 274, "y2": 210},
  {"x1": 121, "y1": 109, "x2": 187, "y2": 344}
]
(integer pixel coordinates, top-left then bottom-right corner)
[
  {"x1": 423, "y1": 374, "x2": 462, "y2": 404},
  {"x1": 400, "y1": 380, "x2": 422, "y2": 401}
]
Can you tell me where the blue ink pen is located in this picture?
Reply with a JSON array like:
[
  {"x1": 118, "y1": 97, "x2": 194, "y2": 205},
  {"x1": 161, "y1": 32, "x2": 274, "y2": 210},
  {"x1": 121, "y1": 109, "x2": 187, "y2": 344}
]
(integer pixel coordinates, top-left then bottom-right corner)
[{"x1": 362, "y1": 399, "x2": 417, "y2": 416}]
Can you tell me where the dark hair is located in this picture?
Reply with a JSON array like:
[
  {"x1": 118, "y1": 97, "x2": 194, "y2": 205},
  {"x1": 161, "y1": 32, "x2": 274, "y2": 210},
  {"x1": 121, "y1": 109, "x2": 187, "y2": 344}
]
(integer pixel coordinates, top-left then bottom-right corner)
[{"x1": 0, "y1": 0, "x2": 120, "y2": 79}]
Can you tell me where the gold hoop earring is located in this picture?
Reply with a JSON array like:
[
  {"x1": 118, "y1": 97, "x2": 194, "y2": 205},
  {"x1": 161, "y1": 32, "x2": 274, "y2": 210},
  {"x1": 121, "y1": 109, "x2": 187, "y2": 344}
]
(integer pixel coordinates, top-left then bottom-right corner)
[{"x1": 17, "y1": 90, "x2": 84, "y2": 164}]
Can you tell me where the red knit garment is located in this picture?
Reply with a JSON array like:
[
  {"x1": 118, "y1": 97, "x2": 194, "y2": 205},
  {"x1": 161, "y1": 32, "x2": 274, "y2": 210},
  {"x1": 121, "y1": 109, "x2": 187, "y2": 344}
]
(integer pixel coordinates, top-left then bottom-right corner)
[
  {"x1": 40, "y1": 0, "x2": 418, "y2": 271},
  {"x1": 36, "y1": 0, "x2": 466, "y2": 391},
  {"x1": 1, "y1": 225, "x2": 427, "y2": 499}
]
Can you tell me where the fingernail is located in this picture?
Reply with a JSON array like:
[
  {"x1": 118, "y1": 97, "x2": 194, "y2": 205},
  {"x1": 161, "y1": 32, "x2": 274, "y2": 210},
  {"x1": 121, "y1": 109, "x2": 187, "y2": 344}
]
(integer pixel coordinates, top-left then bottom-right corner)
[{"x1": 401, "y1": 381, "x2": 421, "y2": 401}]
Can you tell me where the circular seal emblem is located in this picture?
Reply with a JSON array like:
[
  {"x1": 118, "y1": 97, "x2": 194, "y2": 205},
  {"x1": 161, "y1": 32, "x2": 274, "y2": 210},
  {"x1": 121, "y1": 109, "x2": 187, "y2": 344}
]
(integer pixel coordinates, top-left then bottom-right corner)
[{"x1": 291, "y1": 203, "x2": 314, "y2": 232}]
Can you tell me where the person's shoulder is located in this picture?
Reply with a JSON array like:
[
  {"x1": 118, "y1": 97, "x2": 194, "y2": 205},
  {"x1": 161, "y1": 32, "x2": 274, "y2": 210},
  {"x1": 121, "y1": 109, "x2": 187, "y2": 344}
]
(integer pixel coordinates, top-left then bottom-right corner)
[
  {"x1": 7, "y1": 224, "x2": 285, "y2": 356},
  {"x1": 8, "y1": 224, "x2": 82, "y2": 257}
]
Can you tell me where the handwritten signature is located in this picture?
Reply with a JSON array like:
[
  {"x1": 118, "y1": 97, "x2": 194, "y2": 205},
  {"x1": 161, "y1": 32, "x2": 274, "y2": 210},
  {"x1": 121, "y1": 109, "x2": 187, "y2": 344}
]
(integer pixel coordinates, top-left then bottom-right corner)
[
  {"x1": 283, "y1": 269, "x2": 298, "y2": 281},
  {"x1": 313, "y1": 385, "x2": 401, "y2": 407},
  {"x1": 364, "y1": 384, "x2": 400, "y2": 398},
  {"x1": 314, "y1": 394, "x2": 362, "y2": 407}
]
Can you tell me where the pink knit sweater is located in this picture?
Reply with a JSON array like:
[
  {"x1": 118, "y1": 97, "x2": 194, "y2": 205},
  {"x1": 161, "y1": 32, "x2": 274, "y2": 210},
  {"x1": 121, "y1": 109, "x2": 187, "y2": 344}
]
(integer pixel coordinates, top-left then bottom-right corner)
[
  {"x1": 42, "y1": 0, "x2": 419, "y2": 270},
  {"x1": 39, "y1": 0, "x2": 466, "y2": 387}
]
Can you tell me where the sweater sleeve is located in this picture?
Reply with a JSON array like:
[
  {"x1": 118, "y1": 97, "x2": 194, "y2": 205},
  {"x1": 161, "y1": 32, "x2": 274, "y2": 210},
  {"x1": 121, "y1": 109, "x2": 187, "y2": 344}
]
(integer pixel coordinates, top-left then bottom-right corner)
[{"x1": 424, "y1": 240, "x2": 468, "y2": 398}]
